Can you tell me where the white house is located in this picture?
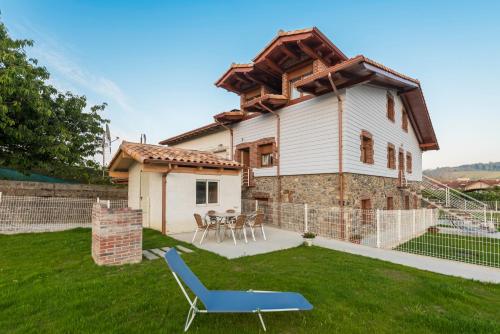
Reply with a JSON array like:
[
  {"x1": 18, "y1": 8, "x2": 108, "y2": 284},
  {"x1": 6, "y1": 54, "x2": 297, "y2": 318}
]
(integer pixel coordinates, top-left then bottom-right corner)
[
  {"x1": 159, "y1": 27, "x2": 439, "y2": 214},
  {"x1": 108, "y1": 141, "x2": 241, "y2": 234}
]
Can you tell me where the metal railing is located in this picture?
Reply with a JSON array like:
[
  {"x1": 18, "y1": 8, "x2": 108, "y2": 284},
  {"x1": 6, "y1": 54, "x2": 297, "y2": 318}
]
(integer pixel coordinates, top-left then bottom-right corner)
[
  {"x1": 242, "y1": 199, "x2": 500, "y2": 268},
  {"x1": 421, "y1": 175, "x2": 488, "y2": 223},
  {"x1": 0, "y1": 193, "x2": 128, "y2": 234}
]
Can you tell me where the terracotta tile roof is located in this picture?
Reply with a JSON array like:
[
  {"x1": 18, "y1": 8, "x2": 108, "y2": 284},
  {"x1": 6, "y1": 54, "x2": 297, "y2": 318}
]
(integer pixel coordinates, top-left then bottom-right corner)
[
  {"x1": 294, "y1": 55, "x2": 419, "y2": 87},
  {"x1": 116, "y1": 141, "x2": 241, "y2": 168}
]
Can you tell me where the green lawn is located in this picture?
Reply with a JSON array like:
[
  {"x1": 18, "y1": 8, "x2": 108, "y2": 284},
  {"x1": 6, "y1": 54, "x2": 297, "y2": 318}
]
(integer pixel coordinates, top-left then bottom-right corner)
[
  {"x1": 1, "y1": 229, "x2": 499, "y2": 333},
  {"x1": 396, "y1": 233, "x2": 500, "y2": 268}
]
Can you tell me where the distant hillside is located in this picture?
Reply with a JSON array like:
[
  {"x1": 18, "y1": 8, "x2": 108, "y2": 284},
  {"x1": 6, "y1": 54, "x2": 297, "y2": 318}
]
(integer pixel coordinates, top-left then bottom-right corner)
[{"x1": 424, "y1": 162, "x2": 500, "y2": 181}]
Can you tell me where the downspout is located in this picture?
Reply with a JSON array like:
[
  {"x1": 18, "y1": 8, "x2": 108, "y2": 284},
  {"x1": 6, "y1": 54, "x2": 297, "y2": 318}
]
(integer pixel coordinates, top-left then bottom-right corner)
[
  {"x1": 214, "y1": 120, "x2": 234, "y2": 160},
  {"x1": 161, "y1": 167, "x2": 172, "y2": 235},
  {"x1": 328, "y1": 73, "x2": 345, "y2": 240},
  {"x1": 258, "y1": 102, "x2": 281, "y2": 227}
]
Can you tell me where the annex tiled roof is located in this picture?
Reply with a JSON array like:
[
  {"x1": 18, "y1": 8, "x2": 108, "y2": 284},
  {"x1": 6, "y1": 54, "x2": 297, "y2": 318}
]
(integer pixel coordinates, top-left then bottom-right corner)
[{"x1": 114, "y1": 141, "x2": 241, "y2": 168}]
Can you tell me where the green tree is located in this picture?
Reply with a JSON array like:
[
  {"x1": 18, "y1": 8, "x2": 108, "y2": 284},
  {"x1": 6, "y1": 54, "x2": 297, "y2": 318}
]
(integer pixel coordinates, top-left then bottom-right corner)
[{"x1": 0, "y1": 19, "x2": 109, "y2": 182}]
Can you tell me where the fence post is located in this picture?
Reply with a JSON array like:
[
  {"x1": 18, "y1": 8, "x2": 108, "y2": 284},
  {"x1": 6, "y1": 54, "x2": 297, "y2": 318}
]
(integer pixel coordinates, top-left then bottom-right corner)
[
  {"x1": 412, "y1": 209, "x2": 416, "y2": 235},
  {"x1": 0, "y1": 192, "x2": 2, "y2": 204},
  {"x1": 496, "y1": 200, "x2": 498, "y2": 212},
  {"x1": 397, "y1": 209, "x2": 401, "y2": 242},
  {"x1": 304, "y1": 203, "x2": 308, "y2": 232},
  {"x1": 445, "y1": 188, "x2": 449, "y2": 207},
  {"x1": 97, "y1": 197, "x2": 100, "y2": 204},
  {"x1": 376, "y1": 209, "x2": 381, "y2": 248},
  {"x1": 107, "y1": 200, "x2": 111, "y2": 209},
  {"x1": 255, "y1": 200, "x2": 258, "y2": 212}
]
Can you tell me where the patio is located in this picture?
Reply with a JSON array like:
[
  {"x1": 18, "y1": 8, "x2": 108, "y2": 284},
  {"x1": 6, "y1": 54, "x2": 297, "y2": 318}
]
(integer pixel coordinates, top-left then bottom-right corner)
[{"x1": 171, "y1": 226, "x2": 303, "y2": 259}]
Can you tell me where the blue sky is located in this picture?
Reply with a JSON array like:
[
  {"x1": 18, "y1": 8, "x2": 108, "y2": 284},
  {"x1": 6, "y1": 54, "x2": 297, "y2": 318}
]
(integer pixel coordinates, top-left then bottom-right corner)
[{"x1": 1, "y1": 0, "x2": 499, "y2": 169}]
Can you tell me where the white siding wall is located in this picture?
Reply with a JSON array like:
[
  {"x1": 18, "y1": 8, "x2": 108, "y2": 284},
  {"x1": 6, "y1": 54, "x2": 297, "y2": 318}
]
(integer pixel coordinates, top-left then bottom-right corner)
[
  {"x1": 343, "y1": 85, "x2": 423, "y2": 181},
  {"x1": 165, "y1": 173, "x2": 242, "y2": 233},
  {"x1": 232, "y1": 93, "x2": 340, "y2": 176},
  {"x1": 170, "y1": 130, "x2": 231, "y2": 159},
  {"x1": 127, "y1": 163, "x2": 241, "y2": 234}
]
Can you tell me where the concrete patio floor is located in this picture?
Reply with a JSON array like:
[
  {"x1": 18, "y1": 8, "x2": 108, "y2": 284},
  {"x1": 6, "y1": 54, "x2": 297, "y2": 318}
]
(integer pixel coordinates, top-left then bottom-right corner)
[{"x1": 170, "y1": 226, "x2": 303, "y2": 259}]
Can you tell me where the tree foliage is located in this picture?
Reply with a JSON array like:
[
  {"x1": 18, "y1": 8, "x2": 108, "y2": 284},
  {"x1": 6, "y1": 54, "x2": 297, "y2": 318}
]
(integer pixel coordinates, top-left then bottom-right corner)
[{"x1": 0, "y1": 19, "x2": 109, "y2": 183}]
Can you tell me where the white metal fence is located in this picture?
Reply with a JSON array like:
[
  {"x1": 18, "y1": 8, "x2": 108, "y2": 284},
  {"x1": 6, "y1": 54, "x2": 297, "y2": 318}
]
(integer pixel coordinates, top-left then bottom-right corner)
[
  {"x1": 483, "y1": 201, "x2": 500, "y2": 212},
  {"x1": 242, "y1": 199, "x2": 500, "y2": 268},
  {"x1": 0, "y1": 193, "x2": 128, "y2": 234}
]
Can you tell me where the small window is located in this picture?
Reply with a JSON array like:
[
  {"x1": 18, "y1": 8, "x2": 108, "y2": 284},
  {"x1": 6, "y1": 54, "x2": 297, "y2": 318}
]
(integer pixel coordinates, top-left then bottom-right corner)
[
  {"x1": 361, "y1": 199, "x2": 372, "y2": 225},
  {"x1": 402, "y1": 108, "x2": 408, "y2": 132},
  {"x1": 387, "y1": 144, "x2": 396, "y2": 169},
  {"x1": 288, "y1": 65, "x2": 313, "y2": 100},
  {"x1": 387, "y1": 92, "x2": 395, "y2": 122},
  {"x1": 386, "y1": 196, "x2": 394, "y2": 210},
  {"x1": 258, "y1": 143, "x2": 274, "y2": 167},
  {"x1": 404, "y1": 195, "x2": 410, "y2": 210},
  {"x1": 413, "y1": 195, "x2": 419, "y2": 209},
  {"x1": 196, "y1": 180, "x2": 218, "y2": 205},
  {"x1": 406, "y1": 152, "x2": 413, "y2": 174},
  {"x1": 360, "y1": 131, "x2": 374, "y2": 164}
]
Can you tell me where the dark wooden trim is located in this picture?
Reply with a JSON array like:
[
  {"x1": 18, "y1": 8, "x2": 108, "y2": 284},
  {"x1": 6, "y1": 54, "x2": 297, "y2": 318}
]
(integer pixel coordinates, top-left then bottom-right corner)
[{"x1": 161, "y1": 173, "x2": 167, "y2": 234}]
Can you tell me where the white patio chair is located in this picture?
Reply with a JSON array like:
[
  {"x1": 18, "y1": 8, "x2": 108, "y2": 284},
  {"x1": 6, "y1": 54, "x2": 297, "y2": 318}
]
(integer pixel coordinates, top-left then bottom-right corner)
[
  {"x1": 225, "y1": 214, "x2": 248, "y2": 245},
  {"x1": 193, "y1": 213, "x2": 216, "y2": 245},
  {"x1": 248, "y1": 213, "x2": 266, "y2": 241}
]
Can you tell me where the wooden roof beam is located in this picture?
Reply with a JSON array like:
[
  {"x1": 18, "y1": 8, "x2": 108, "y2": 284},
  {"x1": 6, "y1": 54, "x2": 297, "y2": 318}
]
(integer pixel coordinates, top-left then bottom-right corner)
[
  {"x1": 243, "y1": 72, "x2": 280, "y2": 92},
  {"x1": 279, "y1": 42, "x2": 299, "y2": 60},
  {"x1": 264, "y1": 58, "x2": 284, "y2": 74},
  {"x1": 297, "y1": 40, "x2": 319, "y2": 60}
]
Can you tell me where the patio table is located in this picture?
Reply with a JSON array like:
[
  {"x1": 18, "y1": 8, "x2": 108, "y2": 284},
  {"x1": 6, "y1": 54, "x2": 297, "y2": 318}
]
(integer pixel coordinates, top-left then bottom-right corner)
[{"x1": 209, "y1": 212, "x2": 239, "y2": 243}]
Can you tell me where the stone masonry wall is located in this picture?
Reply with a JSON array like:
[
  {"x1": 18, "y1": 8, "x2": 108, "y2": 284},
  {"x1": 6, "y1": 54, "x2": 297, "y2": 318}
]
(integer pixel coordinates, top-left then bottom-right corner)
[
  {"x1": 0, "y1": 180, "x2": 127, "y2": 199},
  {"x1": 243, "y1": 172, "x2": 421, "y2": 210},
  {"x1": 92, "y1": 204, "x2": 142, "y2": 266}
]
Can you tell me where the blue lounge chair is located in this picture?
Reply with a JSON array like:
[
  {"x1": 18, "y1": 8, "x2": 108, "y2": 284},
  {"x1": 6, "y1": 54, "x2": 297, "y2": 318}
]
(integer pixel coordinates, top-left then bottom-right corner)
[{"x1": 164, "y1": 249, "x2": 313, "y2": 332}]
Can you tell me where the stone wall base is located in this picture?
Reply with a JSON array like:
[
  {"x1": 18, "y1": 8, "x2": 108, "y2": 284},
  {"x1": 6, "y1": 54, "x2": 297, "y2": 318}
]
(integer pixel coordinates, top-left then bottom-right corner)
[{"x1": 243, "y1": 173, "x2": 421, "y2": 210}]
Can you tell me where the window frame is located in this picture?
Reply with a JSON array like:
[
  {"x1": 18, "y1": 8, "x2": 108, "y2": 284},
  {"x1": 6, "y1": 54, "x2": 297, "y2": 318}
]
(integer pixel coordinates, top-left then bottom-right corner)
[
  {"x1": 387, "y1": 143, "x2": 396, "y2": 169},
  {"x1": 360, "y1": 130, "x2": 374, "y2": 165},
  {"x1": 258, "y1": 143, "x2": 274, "y2": 168},
  {"x1": 386, "y1": 196, "x2": 394, "y2": 210},
  {"x1": 387, "y1": 92, "x2": 395, "y2": 122},
  {"x1": 195, "y1": 179, "x2": 219, "y2": 206},
  {"x1": 288, "y1": 64, "x2": 313, "y2": 101},
  {"x1": 402, "y1": 108, "x2": 409, "y2": 132},
  {"x1": 406, "y1": 152, "x2": 413, "y2": 174}
]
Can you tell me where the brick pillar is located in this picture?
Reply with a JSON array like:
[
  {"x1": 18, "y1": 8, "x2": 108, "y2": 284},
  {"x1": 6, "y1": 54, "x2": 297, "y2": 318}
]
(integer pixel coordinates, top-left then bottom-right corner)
[{"x1": 92, "y1": 203, "x2": 142, "y2": 266}]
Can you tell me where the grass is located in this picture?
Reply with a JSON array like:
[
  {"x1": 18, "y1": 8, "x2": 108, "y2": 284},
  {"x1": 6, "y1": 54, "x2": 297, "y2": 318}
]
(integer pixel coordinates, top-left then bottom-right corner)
[
  {"x1": 0, "y1": 229, "x2": 499, "y2": 333},
  {"x1": 395, "y1": 233, "x2": 500, "y2": 268}
]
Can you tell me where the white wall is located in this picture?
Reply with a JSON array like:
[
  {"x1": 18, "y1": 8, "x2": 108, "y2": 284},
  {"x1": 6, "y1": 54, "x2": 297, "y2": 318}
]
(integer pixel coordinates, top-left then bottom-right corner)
[
  {"x1": 128, "y1": 163, "x2": 242, "y2": 234},
  {"x1": 165, "y1": 173, "x2": 242, "y2": 234},
  {"x1": 343, "y1": 85, "x2": 423, "y2": 181},
  {"x1": 232, "y1": 93, "x2": 340, "y2": 176},
  {"x1": 170, "y1": 130, "x2": 231, "y2": 159}
]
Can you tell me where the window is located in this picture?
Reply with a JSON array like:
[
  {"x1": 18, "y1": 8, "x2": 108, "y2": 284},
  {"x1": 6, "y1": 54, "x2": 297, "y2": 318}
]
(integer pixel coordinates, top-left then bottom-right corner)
[
  {"x1": 288, "y1": 65, "x2": 313, "y2": 100},
  {"x1": 402, "y1": 108, "x2": 408, "y2": 132},
  {"x1": 387, "y1": 92, "x2": 395, "y2": 122},
  {"x1": 387, "y1": 143, "x2": 396, "y2": 169},
  {"x1": 258, "y1": 143, "x2": 274, "y2": 167},
  {"x1": 406, "y1": 152, "x2": 413, "y2": 174},
  {"x1": 196, "y1": 180, "x2": 218, "y2": 205},
  {"x1": 360, "y1": 131, "x2": 374, "y2": 164},
  {"x1": 386, "y1": 196, "x2": 394, "y2": 210},
  {"x1": 413, "y1": 195, "x2": 419, "y2": 209},
  {"x1": 361, "y1": 199, "x2": 372, "y2": 225},
  {"x1": 404, "y1": 195, "x2": 410, "y2": 210}
]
